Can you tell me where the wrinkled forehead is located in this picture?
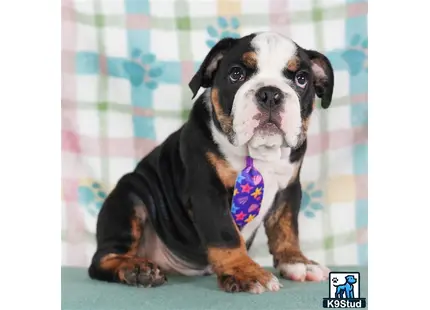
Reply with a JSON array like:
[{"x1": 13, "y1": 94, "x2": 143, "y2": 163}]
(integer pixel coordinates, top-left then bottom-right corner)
[{"x1": 223, "y1": 32, "x2": 311, "y2": 73}]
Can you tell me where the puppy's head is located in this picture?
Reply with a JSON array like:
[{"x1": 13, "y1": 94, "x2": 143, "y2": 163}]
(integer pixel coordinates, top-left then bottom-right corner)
[
  {"x1": 345, "y1": 275, "x2": 357, "y2": 284},
  {"x1": 189, "y1": 32, "x2": 334, "y2": 150}
]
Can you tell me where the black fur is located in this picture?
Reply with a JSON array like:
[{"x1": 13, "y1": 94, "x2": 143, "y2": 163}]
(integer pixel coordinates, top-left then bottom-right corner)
[{"x1": 88, "y1": 96, "x2": 241, "y2": 280}]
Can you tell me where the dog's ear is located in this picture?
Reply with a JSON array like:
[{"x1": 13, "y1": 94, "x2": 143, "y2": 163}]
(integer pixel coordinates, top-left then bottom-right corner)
[
  {"x1": 188, "y1": 38, "x2": 239, "y2": 99},
  {"x1": 305, "y1": 50, "x2": 334, "y2": 109}
]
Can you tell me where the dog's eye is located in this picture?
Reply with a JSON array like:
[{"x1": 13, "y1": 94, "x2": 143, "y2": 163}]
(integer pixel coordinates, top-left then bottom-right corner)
[
  {"x1": 295, "y1": 71, "x2": 308, "y2": 88},
  {"x1": 228, "y1": 66, "x2": 246, "y2": 83}
]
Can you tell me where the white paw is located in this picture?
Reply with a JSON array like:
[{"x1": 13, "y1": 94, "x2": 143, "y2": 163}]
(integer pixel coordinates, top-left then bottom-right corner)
[
  {"x1": 279, "y1": 263, "x2": 330, "y2": 282},
  {"x1": 249, "y1": 282, "x2": 265, "y2": 294},
  {"x1": 249, "y1": 274, "x2": 282, "y2": 294}
]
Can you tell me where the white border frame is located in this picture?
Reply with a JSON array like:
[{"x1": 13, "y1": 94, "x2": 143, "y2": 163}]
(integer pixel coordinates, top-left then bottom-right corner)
[
  {"x1": 0, "y1": 0, "x2": 60, "y2": 309},
  {"x1": 0, "y1": 0, "x2": 429, "y2": 309},
  {"x1": 370, "y1": 0, "x2": 430, "y2": 308}
]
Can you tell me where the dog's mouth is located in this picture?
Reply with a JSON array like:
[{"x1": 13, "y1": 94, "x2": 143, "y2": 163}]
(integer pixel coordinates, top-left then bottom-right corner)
[
  {"x1": 252, "y1": 111, "x2": 284, "y2": 135},
  {"x1": 255, "y1": 122, "x2": 283, "y2": 135}
]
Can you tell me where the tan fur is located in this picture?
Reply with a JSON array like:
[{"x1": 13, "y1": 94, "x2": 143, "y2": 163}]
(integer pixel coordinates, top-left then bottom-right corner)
[
  {"x1": 302, "y1": 117, "x2": 311, "y2": 133},
  {"x1": 206, "y1": 151, "x2": 238, "y2": 188},
  {"x1": 208, "y1": 225, "x2": 272, "y2": 288},
  {"x1": 211, "y1": 88, "x2": 233, "y2": 135},
  {"x1": 264, "y1": 203, "x2": 310, "y2": 267},
  {"x1": 242, "y1": 51, "x2": 257, "y2": 69},
  {"x1": 287, "y1": 56, "x2": 300, "y2": 72},
  {"x1": 99, "y1": 214, "x2": 151, "y2": 282}
]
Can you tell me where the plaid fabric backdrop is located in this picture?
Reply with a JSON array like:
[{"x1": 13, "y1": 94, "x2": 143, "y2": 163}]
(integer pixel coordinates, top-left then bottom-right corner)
[{"x1": 61, "y1": 0, "x2": 368, "y2": 267}]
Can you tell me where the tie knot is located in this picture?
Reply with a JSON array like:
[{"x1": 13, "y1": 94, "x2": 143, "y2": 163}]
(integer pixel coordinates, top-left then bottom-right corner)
[{"x1": 246, "y1": 156, "x2": 253, "y2": 167}]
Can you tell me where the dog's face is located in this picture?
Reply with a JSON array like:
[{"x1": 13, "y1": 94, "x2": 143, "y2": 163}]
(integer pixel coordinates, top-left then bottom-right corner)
[
  {"x1": 189, "y1": 32, "x2": 334, "y2": 151},
  {"x1": 345, "y1": 275, "x2": 357, "y2": 284}
]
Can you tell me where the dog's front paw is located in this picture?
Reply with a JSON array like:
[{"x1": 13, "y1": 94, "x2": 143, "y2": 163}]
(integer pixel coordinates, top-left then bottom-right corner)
[
  {"x1": 209, "y1": 244, "x2": 282, "y2": 293},
  {"x1": 279, "y1": 261, "x2": 330, "y2": 282},
  {"x1": 119, "y1": 259, "x2": 167, "y2": 288},
  {"x1": 218, "y1": 272, "x2": 281, "y2": 294}
]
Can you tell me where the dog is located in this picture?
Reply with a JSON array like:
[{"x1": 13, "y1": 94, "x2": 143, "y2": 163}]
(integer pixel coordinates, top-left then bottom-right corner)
[
  {"x1": 334, "y1": 275, "x2": 357, "y2": 298},
  {"x1": 88, "y1": 31, "x2": 334, "y2": 294}
]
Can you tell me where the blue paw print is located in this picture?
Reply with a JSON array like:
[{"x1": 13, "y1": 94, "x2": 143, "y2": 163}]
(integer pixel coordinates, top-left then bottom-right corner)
[
  {"x1": 206, "y1": 16, "x2": 241, "y2": 48},
  {"x1": 78, "y1": 181, "x2": 107, "y2": 217},
  {"x1": 123, "y1": 49, "x2": 163, "y2": 89},
  {"x1": 341, "y1": 34, "x2": 368, "y2": 76},
  {"x1": 300, "y1": 183, "x2": 324, "y2": 218}
]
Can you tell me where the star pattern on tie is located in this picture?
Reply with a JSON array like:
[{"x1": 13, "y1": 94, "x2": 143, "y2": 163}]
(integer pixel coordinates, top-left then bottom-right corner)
[
  {"x1": 241, "y1": 183, "x2": 252, "y2": 193},
  {"x1": 231, "y1": 203, "x2": 239, "y2": 213},
  {"x1": 235, "y1": 211, "x2": 246, "y2": 221},
  {"x1": 231, "y1": 156, "x2": 265, "y2": 229},
  {"x1": 236, "y1": 174, "x2": 245, "y2": 183},
  {"x1": 251, "y1": 187, "x2": 262, "y2": 199},
  {"x1": 245, "y1": 214, "x2": 256, "y2": 223}
]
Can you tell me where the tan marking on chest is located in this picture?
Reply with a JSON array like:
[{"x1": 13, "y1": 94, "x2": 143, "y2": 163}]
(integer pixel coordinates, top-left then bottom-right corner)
[{"x1": 206, "y1": 152, "x2": 238, "y2": 188}]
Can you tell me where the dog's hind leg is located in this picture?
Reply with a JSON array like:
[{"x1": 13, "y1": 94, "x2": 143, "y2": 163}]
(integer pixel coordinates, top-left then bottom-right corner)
[
  {"x1": 336, "y1": 287, "x2": 345, "y2": 299},
  {"x1": 88, "y1": 183, "x2": 167, "y2": 287}
]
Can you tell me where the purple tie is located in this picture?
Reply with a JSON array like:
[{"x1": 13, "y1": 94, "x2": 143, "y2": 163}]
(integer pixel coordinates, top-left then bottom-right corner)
[{"x1": 231, "y1": 156, "x2": 264, "y2": 229}]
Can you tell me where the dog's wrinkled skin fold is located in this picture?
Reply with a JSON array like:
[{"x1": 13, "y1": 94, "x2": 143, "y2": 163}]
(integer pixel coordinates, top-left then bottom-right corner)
[{"x1": 88, "y1": 32, "x2": 334, "y2": 293}]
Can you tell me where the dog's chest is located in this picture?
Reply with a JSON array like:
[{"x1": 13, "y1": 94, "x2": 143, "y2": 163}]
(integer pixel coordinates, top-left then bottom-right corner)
[{"x1": 227, "y1": 155, "x2": 295, "y2": 242}]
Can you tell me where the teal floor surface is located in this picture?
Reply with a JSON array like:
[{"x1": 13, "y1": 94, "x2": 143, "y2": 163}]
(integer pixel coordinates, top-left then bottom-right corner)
[{"x1": 62, "y1": 266, "x2": 368, "y2": 310}]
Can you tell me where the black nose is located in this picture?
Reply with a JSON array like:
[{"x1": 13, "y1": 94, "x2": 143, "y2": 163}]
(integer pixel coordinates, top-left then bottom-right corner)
[{"x1": 255, "y1": 86, "x2": 284, "y2": 109}]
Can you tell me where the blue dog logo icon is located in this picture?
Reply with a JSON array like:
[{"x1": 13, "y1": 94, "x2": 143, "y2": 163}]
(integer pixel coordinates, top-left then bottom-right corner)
[
  {"x1": 334, "y1": 275, "x2": 357, "y2": 299},
  {"x1": 323, "y1": 271, "x2": 366, "y2": 308}
]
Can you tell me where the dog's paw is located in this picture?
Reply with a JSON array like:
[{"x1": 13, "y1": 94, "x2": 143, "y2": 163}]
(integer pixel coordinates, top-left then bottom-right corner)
[
  {"x1": 119, "y1": 259, "x2": 167, "y2": 288},
  {"x1": 218, "y1": 273, "x2": 282, "y2": 294},
  {"x1": 279, "y1": 262, "x2": 330, "y2": 282},
  {"x1": 248, "y1": 274, "x2": 282, "y2": 294}
]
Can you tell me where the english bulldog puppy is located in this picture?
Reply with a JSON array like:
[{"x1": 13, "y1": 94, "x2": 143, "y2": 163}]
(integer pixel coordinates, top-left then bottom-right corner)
[{"x1": 88, "y1": 31, "x2": 334, "y2": 294}]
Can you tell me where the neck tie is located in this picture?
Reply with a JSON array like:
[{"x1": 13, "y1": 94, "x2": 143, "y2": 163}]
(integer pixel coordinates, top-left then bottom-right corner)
[{"x1": 231, "y1": 156, "x2": 265, "y2": 229}]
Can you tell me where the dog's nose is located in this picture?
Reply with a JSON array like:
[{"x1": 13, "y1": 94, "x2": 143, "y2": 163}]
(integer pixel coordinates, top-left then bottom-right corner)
[{"x1": 255, "y1": 86, "x2": 284, "y2": 109}]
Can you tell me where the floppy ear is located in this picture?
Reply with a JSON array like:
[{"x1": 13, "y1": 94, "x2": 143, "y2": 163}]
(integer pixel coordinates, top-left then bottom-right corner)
[
  {"x1": 188, "y1": 38, "x2": 238, "y2": 99},
  {"x1": 306, "y1": 50, "x2": 334, "y2": 109}
]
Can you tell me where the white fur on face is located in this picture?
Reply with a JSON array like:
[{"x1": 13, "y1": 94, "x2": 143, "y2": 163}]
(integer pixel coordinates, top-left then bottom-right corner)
[{"x1": 231, "y1": 32, "x2": 303, "y2": 150}]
